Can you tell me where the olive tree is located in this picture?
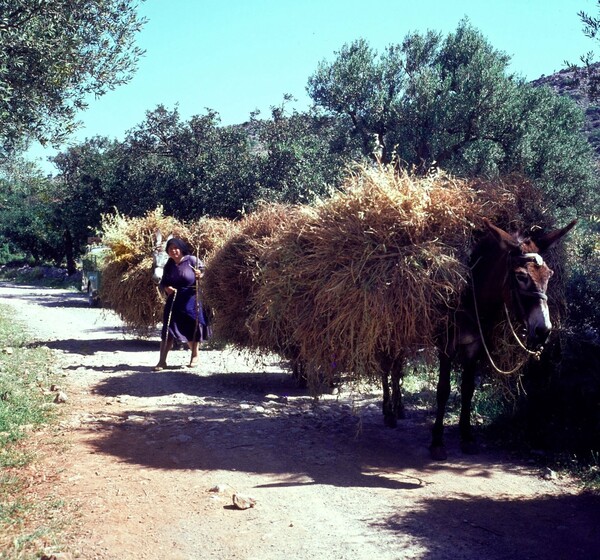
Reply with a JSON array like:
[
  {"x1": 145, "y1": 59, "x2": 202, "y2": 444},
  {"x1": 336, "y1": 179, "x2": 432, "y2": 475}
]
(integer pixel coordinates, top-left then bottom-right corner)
[
  {"x1": 308, "y1": 19, "x2": 597, "y2": 218},
  {"x1": 0, "y1": 0, "x2": 146, "y2": 157}
]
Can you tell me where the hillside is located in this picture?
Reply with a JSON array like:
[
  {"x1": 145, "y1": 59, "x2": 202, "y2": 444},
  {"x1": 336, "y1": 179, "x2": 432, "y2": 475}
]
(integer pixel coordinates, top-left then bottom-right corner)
[{"x1": 532, "y1": 62, "x2": 600, "y2": 156}]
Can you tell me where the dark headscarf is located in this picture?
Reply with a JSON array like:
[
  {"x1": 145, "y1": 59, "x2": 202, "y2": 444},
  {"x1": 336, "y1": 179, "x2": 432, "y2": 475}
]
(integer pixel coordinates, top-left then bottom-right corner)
[{"x1": 166, "y1": 238, "x2": 191, "y2": 256}]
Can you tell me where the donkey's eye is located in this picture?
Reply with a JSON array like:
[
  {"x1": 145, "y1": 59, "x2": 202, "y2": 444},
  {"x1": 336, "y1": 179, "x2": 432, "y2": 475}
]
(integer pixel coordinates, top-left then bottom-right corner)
[{"x1": 515, "y1": 271, "x2": 529, "y2": 285}]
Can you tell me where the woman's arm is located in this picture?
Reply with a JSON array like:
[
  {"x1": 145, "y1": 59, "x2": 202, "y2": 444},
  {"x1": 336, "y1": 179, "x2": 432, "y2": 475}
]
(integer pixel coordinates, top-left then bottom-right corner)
[{"x1": 159, "y1": 260, "x2": 177, "y2": 295}]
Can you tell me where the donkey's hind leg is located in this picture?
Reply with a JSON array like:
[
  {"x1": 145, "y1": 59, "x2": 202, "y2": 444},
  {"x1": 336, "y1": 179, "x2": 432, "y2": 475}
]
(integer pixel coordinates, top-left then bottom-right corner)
[
  {"x1": 458, "y1": 360, "x2": 479, "y2": 454},
  {"x1": 391, "y1": 356, "x2": 406, "y2": 421},
  {"x1": 431, "y1": 352, "x2": 452, "y2": 460}
]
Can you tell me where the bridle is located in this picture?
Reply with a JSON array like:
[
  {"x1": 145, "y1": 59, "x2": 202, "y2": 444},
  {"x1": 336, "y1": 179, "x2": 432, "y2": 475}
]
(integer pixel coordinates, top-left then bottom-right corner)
[
  {"x1": 472, "y1": 250, "x2": 548, "y2": 375},
  {"x1": 508, "y1": 252, "x2": 549, "y2": 320}
]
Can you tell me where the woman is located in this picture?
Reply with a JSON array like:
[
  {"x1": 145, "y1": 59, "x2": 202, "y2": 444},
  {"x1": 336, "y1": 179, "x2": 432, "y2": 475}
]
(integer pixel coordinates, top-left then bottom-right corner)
[{"x1": 154, "y1": 238, "x2": 209, "y2": 370}]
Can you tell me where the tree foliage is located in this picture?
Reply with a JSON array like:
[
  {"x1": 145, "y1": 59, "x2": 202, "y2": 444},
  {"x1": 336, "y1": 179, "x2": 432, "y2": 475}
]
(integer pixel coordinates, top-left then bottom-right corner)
[
  {"x1": 3, "y1": 18, "x2": 598, "y2": 273},
  {"x1": 124, "y1": 105, "x2": 258, "y2": 220},
  {"x1": 250, "y1": 99, "x2": 351, "y2": 205},
  {"x1": 0, "y1": 0, "x2": 146, "y2": 157},
  {"x1": 43, "y1": 103, "x2": 352, "y2": 263},
  {"x1": 0, "y1": 159, "x2": 65, "y2": 264}
]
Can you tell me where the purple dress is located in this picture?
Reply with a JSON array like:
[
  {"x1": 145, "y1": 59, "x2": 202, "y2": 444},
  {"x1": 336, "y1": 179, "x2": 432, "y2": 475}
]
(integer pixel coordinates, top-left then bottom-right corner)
[{"x1": 159, "y1": 255, "x2": 209, "y2": 343}]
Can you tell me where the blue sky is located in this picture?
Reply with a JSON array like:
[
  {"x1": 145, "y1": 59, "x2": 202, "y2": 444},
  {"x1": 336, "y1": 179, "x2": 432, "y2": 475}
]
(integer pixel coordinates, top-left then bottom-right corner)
[{"x1": 29, "y1": 0, "x2": 597, "y2": 173}]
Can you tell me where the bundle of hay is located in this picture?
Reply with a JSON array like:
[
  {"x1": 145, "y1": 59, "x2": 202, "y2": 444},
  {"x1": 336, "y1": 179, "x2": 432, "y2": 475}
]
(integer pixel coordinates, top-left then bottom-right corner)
[
  {"x1": 190, "y1": 164, "x2": 561, "y2": 391},
  {"x1": 99, "y1": 207, "x2": 187, "y2": 334},
  {"x1": 187, "y1": 216, "x2": 241, "y2": 262},
  {"x1": 99, "y1": 208, "x2": 239, "y2": 334},
  {"x1": 202, "y1": 204, "x2": 298, "y2": 347},
  {"x1": 248, "y1": 166, "x2": 487, "y2": 388}
]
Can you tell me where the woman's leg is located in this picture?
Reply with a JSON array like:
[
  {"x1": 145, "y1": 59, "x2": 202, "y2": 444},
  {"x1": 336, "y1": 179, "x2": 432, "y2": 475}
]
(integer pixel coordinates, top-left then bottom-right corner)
[
  {"x1": 187, "y1": 340, "x2": 199, "y2": 367},
  {"x1": 155, "y1": 335, "x2": 174, "y2": 370}
]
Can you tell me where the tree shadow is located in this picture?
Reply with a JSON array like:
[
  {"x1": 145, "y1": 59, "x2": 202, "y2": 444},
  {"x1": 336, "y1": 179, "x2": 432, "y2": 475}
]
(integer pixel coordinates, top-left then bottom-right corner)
[
  {"x1": 93, "y1": 369, "x2": 306, "y2": 400},
  {"x1": 31, "y1": 336, "x2": 157, "y2": 355},
  {"x1": 374, "y1": 492, "x2": 600, "y2": 560},
  {"x1": 78, "y1": 366, "x2": 543, "y2": 493},
  {"x1": 0, "y1": 288, "x2": 90, "y2": 308}
]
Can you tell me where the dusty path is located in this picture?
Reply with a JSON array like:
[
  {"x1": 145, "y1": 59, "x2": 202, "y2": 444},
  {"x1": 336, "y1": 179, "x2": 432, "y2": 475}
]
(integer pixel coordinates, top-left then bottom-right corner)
[{"x1": 1, "y1": 282, "x2": 598, "y2": 560}]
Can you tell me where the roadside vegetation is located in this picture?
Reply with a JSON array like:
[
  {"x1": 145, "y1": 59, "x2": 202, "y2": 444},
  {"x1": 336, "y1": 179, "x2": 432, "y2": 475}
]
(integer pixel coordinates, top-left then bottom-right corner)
[{"x1": 0, "y1": 305, "x2": 68, "y2": 559}]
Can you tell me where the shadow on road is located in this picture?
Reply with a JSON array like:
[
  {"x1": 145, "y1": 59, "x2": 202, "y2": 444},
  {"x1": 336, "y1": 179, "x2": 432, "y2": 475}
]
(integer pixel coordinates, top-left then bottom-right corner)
[
  {"x1": 0, "y1": 286, "x2": 90, "y2": 308},
  {"x1": 76, "y1": 361, "x2": 541, "y2": 493},
  {"x1": 376, "y1": 492, "x2": 600, "y2": 560},
  {"x1": 31, "y1": 336, "x2": 157, "y2": 354}
]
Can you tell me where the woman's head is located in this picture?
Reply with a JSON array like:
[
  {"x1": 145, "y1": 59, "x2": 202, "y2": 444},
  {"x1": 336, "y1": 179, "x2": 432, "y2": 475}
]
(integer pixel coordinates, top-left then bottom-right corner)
[{"x1": 166, "y1": 238, "x2": 191, "y2": 260}]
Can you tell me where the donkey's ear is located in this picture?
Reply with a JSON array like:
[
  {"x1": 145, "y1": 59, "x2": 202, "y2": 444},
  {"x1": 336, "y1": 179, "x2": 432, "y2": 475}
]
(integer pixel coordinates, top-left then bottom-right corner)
[
  {"x1": 154, "y1": 229, "x2": 163, "y2": 245},
  {"x1": 534, "y1": 219, "x2": 577, "y2": 253},
  {"x1": 482, "y1": 217, "x2": 519, "y2": 251},
  {"x1": 166, "y1": 234, "x2": 173, "y2": 242}
]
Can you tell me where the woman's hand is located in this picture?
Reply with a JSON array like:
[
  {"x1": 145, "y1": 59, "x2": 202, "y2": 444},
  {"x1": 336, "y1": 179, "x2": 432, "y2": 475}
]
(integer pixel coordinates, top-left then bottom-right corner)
[
  {"x1": 192, "y1": 266, "x2": 203, "y2": 279},
  {"x1": 165, "y1": 286, "x2": 176, "y2": 296}
]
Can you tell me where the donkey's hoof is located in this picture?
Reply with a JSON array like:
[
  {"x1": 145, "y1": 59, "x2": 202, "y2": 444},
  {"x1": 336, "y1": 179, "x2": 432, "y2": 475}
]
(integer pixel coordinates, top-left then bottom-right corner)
[
  {"x1": 460, "y1": 440, "x2": 479, "y2": 455},
  {"x1": 429, "y1": 445, "x2": 448, "y2": 461}
]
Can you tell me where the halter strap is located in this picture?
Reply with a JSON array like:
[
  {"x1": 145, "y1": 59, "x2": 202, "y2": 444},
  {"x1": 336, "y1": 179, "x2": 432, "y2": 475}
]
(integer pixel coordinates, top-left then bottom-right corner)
[
  {"x1": 519, "y1": 252, "x2": 544, "y2": 267},
  {"x1": 517, "y1": 288, "x2": 548, "y2": 301}
]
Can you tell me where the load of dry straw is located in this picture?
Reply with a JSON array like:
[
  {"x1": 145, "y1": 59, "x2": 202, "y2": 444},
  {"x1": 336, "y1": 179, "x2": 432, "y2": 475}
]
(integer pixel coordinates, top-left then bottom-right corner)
[
  {"x1": 98, "y1": 207, "x2": 236, "y2": 334},
  {"x1": 250, "y1": 166, "x2": 485, "y2": 387},
  {"x1": 99, "y1": 207, "x2": 186, "y2": 334},
  {"x1": 203, "y1": 164, "x2": 557, "y2": 390},
  {"x1": 202, "y1": 204, "x2": 301, "y2": 348}
]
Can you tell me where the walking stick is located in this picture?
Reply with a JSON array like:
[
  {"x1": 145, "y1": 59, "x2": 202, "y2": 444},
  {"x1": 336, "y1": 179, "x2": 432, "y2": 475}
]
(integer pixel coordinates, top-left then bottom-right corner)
[
  {"x1": 156, "y1": 288, "x2": 177, "y2": 369},
  {"x1": 192, "y1": 248, "x2": 201, "y2": 343}
]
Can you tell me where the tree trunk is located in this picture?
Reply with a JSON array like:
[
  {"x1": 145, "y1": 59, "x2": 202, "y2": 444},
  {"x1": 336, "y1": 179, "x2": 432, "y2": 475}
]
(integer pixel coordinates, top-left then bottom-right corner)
[{"x1": 64, "y1": 228, "x2": 77, "y2": 275}]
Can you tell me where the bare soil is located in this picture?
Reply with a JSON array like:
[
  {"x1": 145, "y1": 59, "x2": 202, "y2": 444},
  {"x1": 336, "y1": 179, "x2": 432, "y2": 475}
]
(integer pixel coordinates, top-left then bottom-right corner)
[{"x1": 1, "y1": 283, "x2": 599, "y2": 560}]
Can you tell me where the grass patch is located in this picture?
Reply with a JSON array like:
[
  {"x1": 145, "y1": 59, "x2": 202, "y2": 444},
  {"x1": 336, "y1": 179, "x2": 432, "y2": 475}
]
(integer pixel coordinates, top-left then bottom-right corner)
[{"x1": 0, "y1": 304, "x2": 69, "y2": 558}]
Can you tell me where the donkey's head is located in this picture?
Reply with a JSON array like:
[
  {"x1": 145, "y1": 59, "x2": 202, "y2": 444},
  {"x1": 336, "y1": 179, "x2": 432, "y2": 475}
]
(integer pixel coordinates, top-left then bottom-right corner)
[
  {"x1": 151, "y1": 230, "x2": 171, "y2": 285},
  {"x1": 482, "y1": 218, "x2": 577, "y2": 348}
]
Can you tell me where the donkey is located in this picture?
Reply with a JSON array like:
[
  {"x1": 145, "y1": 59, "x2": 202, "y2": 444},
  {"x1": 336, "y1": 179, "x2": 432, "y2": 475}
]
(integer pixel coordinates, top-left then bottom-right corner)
[{"x1": 429, "y1": 217, "x2": 577, "y2": 460}]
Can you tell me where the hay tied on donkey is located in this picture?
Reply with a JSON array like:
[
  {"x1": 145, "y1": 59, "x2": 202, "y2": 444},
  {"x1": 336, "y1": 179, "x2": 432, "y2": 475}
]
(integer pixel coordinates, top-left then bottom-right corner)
[
  {"x1": 202, "y1": 203, "x2": 305, "y2": 353},
  {"x1": 203, "y1": 164, "x2": 566, "y2": 433},
  {"x1": 249, "y1": 165, "x2": 487, "y2": 418},
  {"x1": 99, "y1": 207, "x2": 236, "y2": 335}
]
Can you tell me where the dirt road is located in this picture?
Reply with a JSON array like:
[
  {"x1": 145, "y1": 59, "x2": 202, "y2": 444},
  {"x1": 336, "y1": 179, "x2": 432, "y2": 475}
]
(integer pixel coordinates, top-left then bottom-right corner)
[{"x1": 1, "y1": 283, "x2": 598, "y2": 560}]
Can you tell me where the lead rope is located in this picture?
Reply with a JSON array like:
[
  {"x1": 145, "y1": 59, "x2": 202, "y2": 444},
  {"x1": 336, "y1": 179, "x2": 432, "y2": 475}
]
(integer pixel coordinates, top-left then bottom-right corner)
[
  {"x1": 471, "y1": 273, "x2": 528, "y2": 376},
  {"x1": 503, "y1": 304, "x2": 543, "y2": 359}
]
